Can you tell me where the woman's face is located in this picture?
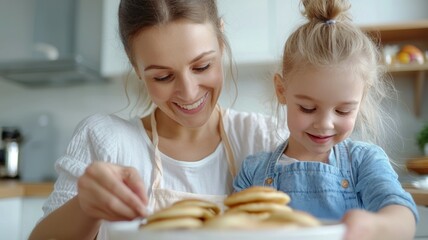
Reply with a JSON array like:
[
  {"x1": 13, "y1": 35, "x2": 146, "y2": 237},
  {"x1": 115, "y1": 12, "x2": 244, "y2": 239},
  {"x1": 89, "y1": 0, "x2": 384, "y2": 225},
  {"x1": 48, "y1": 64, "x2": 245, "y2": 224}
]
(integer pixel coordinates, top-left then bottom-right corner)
[{"x1": 132, "y1": 20, "x2": 224, "y2": 128}]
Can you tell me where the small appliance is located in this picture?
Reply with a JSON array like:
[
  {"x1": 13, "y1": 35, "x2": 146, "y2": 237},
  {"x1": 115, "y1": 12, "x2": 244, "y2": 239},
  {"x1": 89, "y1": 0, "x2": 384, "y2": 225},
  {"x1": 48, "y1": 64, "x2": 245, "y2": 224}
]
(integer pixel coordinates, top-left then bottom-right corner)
[{"x1": 0, "y1": 127, "x2": 22, "y2": 178}]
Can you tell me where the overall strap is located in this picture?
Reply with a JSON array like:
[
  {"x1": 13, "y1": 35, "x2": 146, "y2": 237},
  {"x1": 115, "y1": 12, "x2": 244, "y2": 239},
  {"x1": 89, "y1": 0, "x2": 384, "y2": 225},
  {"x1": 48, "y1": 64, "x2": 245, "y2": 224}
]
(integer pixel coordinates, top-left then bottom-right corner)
[{"x1": 264, "y1": 141, "x2": 288, "y2": 188}]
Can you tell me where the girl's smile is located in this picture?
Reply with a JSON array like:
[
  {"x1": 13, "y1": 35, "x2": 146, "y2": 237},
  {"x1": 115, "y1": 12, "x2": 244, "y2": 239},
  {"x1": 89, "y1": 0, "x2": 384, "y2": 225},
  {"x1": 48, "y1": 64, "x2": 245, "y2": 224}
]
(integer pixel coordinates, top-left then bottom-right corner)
[{"x1": 306, "y1": 133, "x2": 335, "y2": 144}]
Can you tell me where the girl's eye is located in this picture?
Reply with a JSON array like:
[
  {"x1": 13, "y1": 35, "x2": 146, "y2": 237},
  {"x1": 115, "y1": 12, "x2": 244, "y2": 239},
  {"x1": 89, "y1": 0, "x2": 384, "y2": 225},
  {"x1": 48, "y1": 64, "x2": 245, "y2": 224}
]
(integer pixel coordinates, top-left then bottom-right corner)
[
  {"x1": 336, "y1": 110, "x2": 351, "y2": 116},
  {"x1": 194, "y1": 63, "x2": 210, "y2": 72},
  {"x1": 154, "y1": 74, "x2": 173, "y2": 82},
  {"x1": 299, "y1": 106, "x2": 315, "y2": 113}
]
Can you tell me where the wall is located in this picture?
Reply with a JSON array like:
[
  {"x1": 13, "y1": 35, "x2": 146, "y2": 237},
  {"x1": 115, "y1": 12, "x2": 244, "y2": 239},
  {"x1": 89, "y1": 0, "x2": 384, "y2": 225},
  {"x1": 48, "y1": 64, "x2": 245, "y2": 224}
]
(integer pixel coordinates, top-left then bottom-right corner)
[{"x1": 0, "y1": 0, "x2": 428, "y2": 181}]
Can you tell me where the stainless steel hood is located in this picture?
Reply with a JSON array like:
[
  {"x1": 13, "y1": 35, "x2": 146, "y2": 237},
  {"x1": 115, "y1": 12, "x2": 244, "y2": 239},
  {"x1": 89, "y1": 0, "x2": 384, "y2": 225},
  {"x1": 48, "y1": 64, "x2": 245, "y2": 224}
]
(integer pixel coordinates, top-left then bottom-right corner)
[{"x1": 0, "y1": 59, "x2": 106, "y2": 87}]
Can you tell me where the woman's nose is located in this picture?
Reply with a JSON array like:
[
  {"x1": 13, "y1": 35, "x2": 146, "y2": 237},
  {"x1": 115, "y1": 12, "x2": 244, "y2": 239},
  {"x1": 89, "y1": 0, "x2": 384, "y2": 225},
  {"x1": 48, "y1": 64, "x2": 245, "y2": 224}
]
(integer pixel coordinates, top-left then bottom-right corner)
[{"x1": 175, "y1": 71, "x2": 199, "y2": 99}]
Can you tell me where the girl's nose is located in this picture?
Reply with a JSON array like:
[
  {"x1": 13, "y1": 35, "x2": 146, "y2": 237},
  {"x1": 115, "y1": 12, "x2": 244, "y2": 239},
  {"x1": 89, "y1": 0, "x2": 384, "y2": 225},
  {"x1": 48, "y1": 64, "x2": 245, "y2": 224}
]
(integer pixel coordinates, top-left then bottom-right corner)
[{"x1": 313, "y1": 113, "x2": 334, "y2": 130}]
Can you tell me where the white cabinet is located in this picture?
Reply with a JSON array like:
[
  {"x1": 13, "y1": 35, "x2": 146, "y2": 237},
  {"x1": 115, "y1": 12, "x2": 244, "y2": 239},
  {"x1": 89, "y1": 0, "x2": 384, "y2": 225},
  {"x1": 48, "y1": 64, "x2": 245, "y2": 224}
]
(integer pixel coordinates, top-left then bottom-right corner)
[
  {"x1": 0, "y1": 198, "x2": 22, "y2": 240},
  {"x1": 0, "y1": 197, "x2": 46, "y2": 240},
  {"x1": 217, "y1": 0, "x2": 428, "y2": 65},
  {"x1": 217, "y1": 0, "x2": 301, "y2": 65},
  {"x1": 416, "y1": 206, "x2": 428, "y2": 239},
  {"x1": 73, "y1": 0, "x2": 428, "y2": 74},
  {"x1": 75, "y1": 0, "x2": 128, "y2": 77},
  {"x1": 20, "y1": 197, "x2": 46, "y2": 240}
]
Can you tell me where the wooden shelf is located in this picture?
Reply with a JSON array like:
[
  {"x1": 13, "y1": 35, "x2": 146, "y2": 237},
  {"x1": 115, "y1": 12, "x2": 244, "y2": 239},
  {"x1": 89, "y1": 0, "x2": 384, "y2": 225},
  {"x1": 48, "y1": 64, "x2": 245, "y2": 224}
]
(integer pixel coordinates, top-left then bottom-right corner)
[
  {"x1": 387, "y1": 63, "x2": 428, "y2": 72},
  {"x1": 360, "y1": 20, "x2": 428, "y2": 43},
  {"x1": 360, "y1": 20, "x2": 428, "y2": 117}
]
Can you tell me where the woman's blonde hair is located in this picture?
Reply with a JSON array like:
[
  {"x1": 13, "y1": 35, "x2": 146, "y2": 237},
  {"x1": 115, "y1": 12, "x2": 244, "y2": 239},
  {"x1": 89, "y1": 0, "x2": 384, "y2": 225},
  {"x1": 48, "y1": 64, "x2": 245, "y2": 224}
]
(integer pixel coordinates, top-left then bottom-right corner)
[
  {"x1": 118, "y1": 0, "x2": 236, "y2": 117},
  {"x1": 277, "y1": 0, "x2": 397, "y2": 151}
]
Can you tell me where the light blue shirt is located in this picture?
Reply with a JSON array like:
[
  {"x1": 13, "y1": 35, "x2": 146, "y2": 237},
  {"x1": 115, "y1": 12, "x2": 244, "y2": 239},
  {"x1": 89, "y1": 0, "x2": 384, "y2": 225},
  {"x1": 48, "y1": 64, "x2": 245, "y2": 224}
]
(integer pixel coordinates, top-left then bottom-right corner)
[{"x1": 234, "y1": 139, "x2": 419, "y2": 222}]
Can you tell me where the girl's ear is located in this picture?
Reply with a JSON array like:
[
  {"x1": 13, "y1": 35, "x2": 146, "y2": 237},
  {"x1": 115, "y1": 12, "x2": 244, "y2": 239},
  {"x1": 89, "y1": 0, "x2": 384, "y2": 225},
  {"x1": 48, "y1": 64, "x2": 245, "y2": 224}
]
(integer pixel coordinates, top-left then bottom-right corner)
[{"x1": 274, "y1": 73, "x2": 287, "y2": 104}]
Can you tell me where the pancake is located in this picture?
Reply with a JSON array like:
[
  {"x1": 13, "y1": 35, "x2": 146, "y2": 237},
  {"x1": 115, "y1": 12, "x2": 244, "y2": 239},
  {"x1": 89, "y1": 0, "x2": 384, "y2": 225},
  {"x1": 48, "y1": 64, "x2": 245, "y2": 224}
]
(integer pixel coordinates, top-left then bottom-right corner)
[
  {"x1": 224, "y1": 186, "x2": 291, "y2": 207},
  {"x1": 171, "y1": 198, "x2": 221, "y2": 215}
]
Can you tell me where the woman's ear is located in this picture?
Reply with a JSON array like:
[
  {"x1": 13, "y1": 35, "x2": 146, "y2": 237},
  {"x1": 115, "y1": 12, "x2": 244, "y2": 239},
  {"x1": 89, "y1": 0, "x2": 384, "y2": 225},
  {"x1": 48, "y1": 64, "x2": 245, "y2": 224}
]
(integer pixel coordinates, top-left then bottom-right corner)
[
  {"x1": 274, "y1": 73, "x2": 287, "y2": 104},
  {"x1": 133, "y1": 66, "x2": 143, "y2": 80},
  {"x1": 219, "y1": 18, "x2": 225, "y2": 33}
]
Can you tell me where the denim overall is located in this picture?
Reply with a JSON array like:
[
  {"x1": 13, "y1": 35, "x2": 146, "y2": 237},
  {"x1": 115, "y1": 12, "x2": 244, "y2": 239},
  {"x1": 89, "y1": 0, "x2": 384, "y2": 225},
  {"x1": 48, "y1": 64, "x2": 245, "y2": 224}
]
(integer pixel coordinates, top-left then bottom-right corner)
[{"x1": 261, "y1": 141, "x2": 361, "y2": 220}]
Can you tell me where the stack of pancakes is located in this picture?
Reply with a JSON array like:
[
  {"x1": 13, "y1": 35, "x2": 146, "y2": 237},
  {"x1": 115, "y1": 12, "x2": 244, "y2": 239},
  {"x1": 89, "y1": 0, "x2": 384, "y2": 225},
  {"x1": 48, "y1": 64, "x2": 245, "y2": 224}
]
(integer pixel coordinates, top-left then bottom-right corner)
[
  {"x1": 140, "y1": 199, "x2": 220, "y2": 230},
  {"x1": 140, "y1": 186, "x2": 320, "y2": 231},
  {"x1": 223, "y1": 186, "x2": 292, "y2": 219},
  {"x1": 204, "y1": 186, "x2": 320, "y2": 229}
]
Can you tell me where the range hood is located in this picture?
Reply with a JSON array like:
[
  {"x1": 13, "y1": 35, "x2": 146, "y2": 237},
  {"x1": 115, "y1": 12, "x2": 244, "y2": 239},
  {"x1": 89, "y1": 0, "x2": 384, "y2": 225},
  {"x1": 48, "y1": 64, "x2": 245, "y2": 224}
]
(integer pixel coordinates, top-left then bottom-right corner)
[{"x1": 0, "y1": 59, "x2": 106, "y2": 87}]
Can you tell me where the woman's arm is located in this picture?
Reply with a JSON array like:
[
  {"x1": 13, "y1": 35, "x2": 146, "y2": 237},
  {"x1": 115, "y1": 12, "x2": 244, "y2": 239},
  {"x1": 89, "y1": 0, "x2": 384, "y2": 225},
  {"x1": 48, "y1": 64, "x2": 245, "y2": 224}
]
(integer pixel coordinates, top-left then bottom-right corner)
[
  {"x1": 342, "y1": 205, "x2": 416, "y2": 240},
  {"x1": 29, "y1": 196, "x2": 101, "y2": 240},
  {"x1": 29, "y1": 163, "x2": 148, "y2": 240}
]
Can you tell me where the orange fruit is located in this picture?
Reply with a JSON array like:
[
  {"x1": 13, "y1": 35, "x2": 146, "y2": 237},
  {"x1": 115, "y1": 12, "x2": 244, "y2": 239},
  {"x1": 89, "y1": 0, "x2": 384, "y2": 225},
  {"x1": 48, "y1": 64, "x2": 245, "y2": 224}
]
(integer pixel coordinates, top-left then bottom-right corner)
[
  {"x1": 401, "y1": 45, "x2": 422, "y2": 55},
  {"x1": 397, "y1": 51, "x2": 410, "y2": 64}
]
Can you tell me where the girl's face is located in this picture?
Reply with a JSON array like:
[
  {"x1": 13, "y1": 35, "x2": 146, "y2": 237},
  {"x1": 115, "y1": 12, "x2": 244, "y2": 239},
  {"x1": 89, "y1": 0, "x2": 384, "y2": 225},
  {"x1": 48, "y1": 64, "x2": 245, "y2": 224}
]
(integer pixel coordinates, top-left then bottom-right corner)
[
  {"x1": 275, "y1": 65, "x2": 365, "y2": 161},
  {"x1": 132, "y1": 20, "x2": 223, "y2": 128}
]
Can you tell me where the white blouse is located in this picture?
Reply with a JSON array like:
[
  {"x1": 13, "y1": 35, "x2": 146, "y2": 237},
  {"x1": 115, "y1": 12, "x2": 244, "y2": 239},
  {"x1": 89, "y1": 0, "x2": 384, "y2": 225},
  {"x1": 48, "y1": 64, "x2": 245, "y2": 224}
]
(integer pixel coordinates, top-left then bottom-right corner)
[{"x1": 41, "y1": 108, "x2": 288, "y2": 238}]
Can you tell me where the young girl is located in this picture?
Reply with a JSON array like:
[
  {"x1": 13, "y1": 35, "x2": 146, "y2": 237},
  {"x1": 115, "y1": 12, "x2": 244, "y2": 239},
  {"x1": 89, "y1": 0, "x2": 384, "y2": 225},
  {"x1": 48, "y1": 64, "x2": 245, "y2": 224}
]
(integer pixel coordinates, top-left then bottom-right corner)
[
  {"x1": 234, "y1": 0, "x2": 418, "y2": 239},
  {"x1": 29, "y1": 0, "x2": 287, "y2": 239}
]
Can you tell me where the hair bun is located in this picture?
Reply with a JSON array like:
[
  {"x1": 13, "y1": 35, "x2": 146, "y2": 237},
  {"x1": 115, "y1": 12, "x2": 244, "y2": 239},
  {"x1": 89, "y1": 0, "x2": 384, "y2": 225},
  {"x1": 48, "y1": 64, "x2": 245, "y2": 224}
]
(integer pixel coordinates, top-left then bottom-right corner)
[{"x1": 301, "y1": 0, "x2": 351, "y2": 23}]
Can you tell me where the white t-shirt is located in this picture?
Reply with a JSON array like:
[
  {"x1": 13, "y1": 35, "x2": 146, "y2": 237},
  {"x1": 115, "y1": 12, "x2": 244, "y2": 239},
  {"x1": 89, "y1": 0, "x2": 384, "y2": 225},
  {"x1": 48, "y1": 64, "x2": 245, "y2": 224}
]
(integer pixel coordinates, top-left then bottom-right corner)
[{"x1": 41, "y1": 108, "x2": 288, "y2": 237}]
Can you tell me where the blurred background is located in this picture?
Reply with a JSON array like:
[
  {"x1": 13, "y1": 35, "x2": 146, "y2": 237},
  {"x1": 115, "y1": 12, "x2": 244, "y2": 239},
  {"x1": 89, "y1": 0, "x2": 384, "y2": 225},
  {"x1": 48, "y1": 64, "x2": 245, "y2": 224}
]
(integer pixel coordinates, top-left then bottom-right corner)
[
  {"x1": 1, "y1": 1, "x2": 428, "y2": 239},
  {"x1": 0, "y1": 0, "x2": 427, "y2": 181}
]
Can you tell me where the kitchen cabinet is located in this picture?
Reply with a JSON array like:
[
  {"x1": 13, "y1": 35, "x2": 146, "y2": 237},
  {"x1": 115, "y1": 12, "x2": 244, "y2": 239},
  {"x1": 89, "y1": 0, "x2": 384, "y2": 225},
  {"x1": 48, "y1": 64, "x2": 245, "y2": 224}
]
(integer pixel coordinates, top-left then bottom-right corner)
[
  {"x1": 360, "y1": 20, "x2": 428, "y2": 117},
  {"x1": 74, "y1": 0, "x2": 428, "y2": 75},
  {"x1": 0, "y1": 181, "x2": 52, "y2": 240},
  {"x1": 217, "y1": 0, "x2": 301, "y2": 65},
  {"x1": 0, "y1": 197, "x2": 21, "y2": 240},
  {"x1": 0, "y1": 197, "x2": 46, "y2": 240},
  {"x1": 75, "y1": 0, "x2": 128, "y2": 77},
  {"x1": 20, "y1": 197, "x2": 46, "y2": 240},
  {"x1": 416, "y1": 206, "x2": 428, "y2": 239}
]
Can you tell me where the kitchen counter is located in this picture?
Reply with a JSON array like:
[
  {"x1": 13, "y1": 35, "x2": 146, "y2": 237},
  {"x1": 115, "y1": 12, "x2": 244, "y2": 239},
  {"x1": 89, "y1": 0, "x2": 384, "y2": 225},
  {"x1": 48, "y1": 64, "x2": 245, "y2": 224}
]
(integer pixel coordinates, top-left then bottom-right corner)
[
  {"x1": 405, "y1": 187, "x2": 428, "y2": 206},
  {"x1": 0, "y1": 180, "x2": 53, "y2": 198},
  {"x1": 0, "y1": 180, "x2": 427, "y2": 206}
]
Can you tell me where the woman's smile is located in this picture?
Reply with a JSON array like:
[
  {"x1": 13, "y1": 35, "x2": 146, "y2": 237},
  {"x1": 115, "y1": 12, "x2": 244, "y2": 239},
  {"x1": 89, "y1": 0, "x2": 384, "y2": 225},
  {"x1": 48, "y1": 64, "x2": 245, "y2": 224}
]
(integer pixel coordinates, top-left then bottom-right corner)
[{"x1": 174, "y1": 92, "x2": 209, "y2": 114}]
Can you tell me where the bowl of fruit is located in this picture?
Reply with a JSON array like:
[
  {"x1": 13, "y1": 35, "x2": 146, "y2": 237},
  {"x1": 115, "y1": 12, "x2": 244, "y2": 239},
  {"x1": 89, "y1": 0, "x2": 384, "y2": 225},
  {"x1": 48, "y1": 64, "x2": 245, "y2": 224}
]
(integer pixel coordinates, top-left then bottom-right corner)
[{"x1": 396, "y1": 44, "x2": 424, "y2": 64}]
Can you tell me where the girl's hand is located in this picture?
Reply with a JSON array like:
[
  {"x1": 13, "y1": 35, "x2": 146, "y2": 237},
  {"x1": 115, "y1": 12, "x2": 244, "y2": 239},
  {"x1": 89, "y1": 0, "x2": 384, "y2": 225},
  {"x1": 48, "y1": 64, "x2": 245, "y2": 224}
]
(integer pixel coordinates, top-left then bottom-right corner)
[
  {"x1": 77, "y1": 162, "x2": 149, "y2": 221},
  {"x1": 341, "y1": 209, "x2": 380, "y2": 240}
]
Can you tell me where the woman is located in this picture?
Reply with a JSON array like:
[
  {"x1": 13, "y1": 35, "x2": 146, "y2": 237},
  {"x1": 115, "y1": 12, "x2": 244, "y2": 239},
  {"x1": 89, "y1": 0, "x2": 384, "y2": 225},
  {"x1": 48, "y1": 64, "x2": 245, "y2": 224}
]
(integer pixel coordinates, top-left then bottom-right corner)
[{"x1": 29, "y1": 0, "x2": 287, "y2": 239}]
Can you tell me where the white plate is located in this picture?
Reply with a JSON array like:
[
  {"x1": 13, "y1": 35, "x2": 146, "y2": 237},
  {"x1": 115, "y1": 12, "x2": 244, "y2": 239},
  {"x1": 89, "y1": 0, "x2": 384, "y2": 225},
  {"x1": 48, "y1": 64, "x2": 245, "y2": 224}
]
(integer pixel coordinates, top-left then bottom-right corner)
[{"x1": 106, "y1": 220, "x2": 345, "y2": 240}]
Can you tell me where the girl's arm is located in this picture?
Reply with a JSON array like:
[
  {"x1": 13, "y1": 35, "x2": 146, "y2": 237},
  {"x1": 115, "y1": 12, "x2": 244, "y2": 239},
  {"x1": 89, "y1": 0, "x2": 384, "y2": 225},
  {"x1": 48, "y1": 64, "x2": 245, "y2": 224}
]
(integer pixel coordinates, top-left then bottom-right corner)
[{"x1": 342, "y1": 204, "x2": 416, "y2": 240}]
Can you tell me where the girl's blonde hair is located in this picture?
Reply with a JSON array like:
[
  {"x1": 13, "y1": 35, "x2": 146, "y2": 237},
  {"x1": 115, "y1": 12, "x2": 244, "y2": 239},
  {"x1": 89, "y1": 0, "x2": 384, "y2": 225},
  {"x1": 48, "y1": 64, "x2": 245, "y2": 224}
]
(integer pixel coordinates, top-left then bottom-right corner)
[{"x1": 277, "y1": 0, "x2": 397, "y2": 151}]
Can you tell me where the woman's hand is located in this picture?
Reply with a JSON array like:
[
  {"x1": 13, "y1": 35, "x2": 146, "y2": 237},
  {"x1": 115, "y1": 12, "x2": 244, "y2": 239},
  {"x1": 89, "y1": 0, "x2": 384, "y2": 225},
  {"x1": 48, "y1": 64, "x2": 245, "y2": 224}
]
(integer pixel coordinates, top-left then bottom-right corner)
[{"x1": 77, "y1": 162, "x2": 149, "y2": 221}]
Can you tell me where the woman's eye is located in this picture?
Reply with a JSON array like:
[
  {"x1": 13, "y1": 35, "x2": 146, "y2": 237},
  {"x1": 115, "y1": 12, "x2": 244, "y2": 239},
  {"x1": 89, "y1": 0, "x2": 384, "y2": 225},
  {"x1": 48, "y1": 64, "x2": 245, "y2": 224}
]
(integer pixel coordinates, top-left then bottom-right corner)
[
  {"x1": 194, "y1": 63, "x2": 210, "y2": 72},
  {"x1": 299, "y1": 106, "x2": 315, "y2": 113},
  {"x1": 154, "y1": 74, "x2": 173, "y2": 81}
]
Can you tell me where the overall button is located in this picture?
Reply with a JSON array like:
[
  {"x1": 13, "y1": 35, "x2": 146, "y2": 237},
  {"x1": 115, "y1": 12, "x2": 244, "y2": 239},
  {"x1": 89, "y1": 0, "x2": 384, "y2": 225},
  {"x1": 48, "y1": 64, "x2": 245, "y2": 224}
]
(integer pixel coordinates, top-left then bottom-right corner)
[
  {"x1": 265, "y1": 177, "x2": 273, "y2": 185},
  {"x1": 341, "y1": 179, "x2": 349, "y2": 188}
]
